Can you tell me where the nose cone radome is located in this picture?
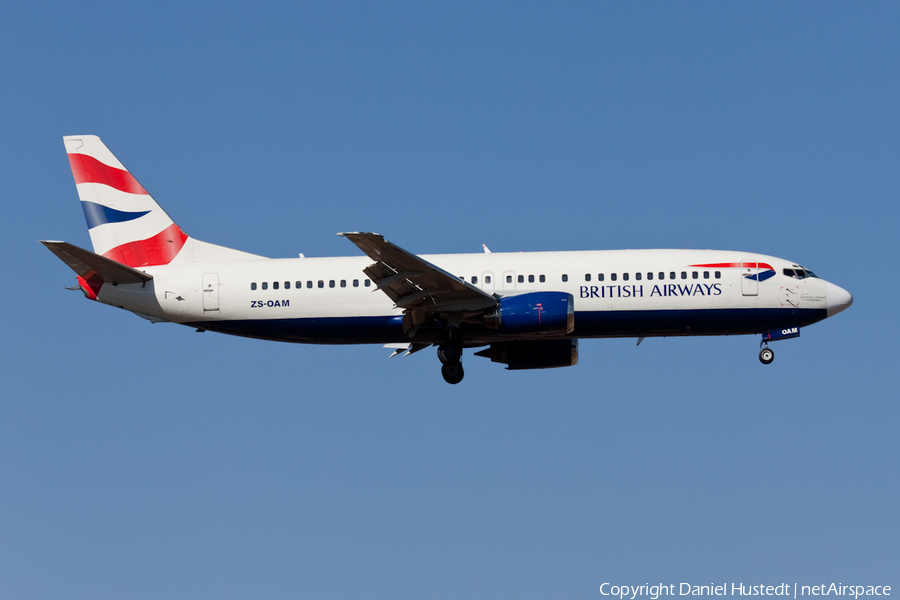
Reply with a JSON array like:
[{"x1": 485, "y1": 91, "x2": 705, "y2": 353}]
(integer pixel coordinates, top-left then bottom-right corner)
[{"x1": 826, "y1": 282, "x2": 853, "y2": 318}]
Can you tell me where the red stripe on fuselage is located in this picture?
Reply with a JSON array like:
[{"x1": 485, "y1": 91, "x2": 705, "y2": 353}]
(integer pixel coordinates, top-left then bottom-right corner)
[
  {"x1": 103, "y1": 223, "x2": 189, "y2": 267},
  {"x1": 691, "y1": 262, "x2": 774, "y2": 271},
  {"x1": 68, "y1": 153, "x2": 149, "y2": 195}
]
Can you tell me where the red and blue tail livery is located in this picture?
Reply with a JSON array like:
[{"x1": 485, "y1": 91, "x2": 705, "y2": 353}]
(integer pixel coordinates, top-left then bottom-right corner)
[
  {"x1": 44, "y1": 136, "x2": 854, "y2": 384},
  {"x1": 64, "y1": 136, "x2": 189, "y2": 268}
]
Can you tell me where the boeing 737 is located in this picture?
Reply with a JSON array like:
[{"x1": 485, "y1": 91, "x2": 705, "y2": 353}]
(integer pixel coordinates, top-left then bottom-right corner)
[{"x1": 43, "y1": 136, "x2": 853, "y2": 383}]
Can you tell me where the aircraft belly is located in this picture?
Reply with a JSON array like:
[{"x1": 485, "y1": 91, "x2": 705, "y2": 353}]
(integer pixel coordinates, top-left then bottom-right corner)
[
  {"x1": 184, "y1": 315, "x2": 419, "y2": 344},
  {"x1": 571, "y1": 307, "x2": 827, "y2": 337}
]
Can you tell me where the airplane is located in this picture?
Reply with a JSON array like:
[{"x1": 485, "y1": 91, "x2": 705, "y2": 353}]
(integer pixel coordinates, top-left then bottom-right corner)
[{"x1": 43, "y1": 135, "x2": 854, "y2": 384}]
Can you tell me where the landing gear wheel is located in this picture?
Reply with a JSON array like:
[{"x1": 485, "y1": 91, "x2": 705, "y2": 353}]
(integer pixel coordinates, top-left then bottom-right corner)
[
  {"x1": 441, "y1": 362, "x2": 464, "y2": 384},
  {"x1": 759, "y1": 347, "x2": 774, "y2": 365}
]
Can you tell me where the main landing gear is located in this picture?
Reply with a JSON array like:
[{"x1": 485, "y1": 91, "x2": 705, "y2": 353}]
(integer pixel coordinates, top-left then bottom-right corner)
[
  {"x1": 759, "y1": 343, "x2": 774, "y2": 365},
  {"x1": 441, "y1": 361, "x2": 464, "y2": 385},
  {"x1": 437, "y1": 329, "x2": 464, "y2": 384}
]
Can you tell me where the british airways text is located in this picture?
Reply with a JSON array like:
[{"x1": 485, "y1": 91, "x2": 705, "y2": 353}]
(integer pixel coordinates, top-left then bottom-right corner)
[{"x1": 580, "y1": 284, "x2": 722, "y2": 299}]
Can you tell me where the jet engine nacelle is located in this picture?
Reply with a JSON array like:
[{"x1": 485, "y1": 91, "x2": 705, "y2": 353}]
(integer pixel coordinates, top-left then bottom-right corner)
[{"x1": 484, "y1": 291, "x2": 575, "y2": 335}]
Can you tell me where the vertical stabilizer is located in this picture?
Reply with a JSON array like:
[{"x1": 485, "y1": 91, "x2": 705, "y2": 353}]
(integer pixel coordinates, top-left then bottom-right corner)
[
  {"x1": 64, "y1": 136, "x2": 263, "y2": 267},
  {"x1": 65, "y1": 135, "x2": 187, "y2": 267}
]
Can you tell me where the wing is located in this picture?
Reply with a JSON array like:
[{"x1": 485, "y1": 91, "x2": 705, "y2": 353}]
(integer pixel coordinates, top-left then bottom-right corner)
[{"x1": 339, "y1": 232, "x2": 497, "y2": 330}]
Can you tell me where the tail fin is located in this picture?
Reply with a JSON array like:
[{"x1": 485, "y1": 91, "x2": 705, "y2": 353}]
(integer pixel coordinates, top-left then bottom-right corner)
[
  {"x1": 64, "y1": 136, "x2": 263, "y2": 267},
  {"x1": 65, "y1": 135, "x2": 189, "y2": 267}
]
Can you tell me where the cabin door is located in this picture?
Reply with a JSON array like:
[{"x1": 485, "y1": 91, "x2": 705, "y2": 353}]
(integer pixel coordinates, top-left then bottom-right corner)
[
  {"x1": 741, "y1": 262, "x2": 759, "y2": 296},
  {"x1": 202, "y1": 273, "x2": 220, "y2": 311}
]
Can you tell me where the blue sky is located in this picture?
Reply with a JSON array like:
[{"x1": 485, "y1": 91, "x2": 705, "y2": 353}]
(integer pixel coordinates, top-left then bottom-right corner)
[{"x1": 2, "y1": 2, "x2": 897, "y2": 598}]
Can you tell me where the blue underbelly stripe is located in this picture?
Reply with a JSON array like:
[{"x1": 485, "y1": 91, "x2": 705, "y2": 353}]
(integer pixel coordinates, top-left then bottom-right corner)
[{"x1": 184, "y1": 308, "x2": 828, "y2": 344}]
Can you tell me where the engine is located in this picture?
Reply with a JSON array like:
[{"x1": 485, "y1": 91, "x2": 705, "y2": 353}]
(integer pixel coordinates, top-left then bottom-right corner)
[
  {"x1": 484, "y1": 291, "x2": 575, "y2": 335},
  {"x1": 474, "y1": 339, "x2": 579, "y2": 370}
]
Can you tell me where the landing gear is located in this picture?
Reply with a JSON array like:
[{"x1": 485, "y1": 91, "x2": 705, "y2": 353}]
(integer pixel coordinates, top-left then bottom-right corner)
[
  {"x1": 437, "y1": 341, "x2": 461, "y2": 365},
  {"x1": 759, "y1": 345, "x2": 774, "y2": 365},
  {"x1": 441, "y1": 361, "x2": 465, "y2": 384},
  {"x1": 437, "y1": 328, "x2": 464, "y2": 384}
]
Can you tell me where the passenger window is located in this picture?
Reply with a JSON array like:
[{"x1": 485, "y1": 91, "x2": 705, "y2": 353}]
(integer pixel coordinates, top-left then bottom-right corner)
[
  {"x1": 715, "y1": 271, "x2": 721, "y2": 279},
  {"x1": 285, "y1": 281, "x2": 291, "y2": 289},
  {"x1": 658, "y1": 272, "x2": 664, "y2": 280},
  {"x1": 670, "y1": 272, "x2": 676, "y2": 279},
  {"x1": 262, "y1": 282, "x2": 268, "y2": 290},
  {"x1": 539, "y1": 274, "x2": 545, "y2": 283},
  {"x1": 635, "y1": 272, "x2": 641, "y2": 281},
  {"x1": 623, "y1": 273, "x2": 629, "y2": 281},
  {"x1": 681, "y1": 272, "x2": 687, "y2": 279},
  {"x1": 307, "y1": 281, "x2": 313, "y2": 289},
  {"x1": 353, "y1": 279, "x2": 359, "y2": 287},
  {"x1": 365, "y1": 279, "x2": 371, "y2": 287},
  {"x1": 318, "y1": 280, "x2": 324, "y2": 288},
  {"x1": 692, "y1": 272, "x2": 698, "y2": 279},
  {"x1": 471, "y1": 276, "x2": 478, "y2": 284},
  {"x1": 647, "y1": 272, "x2": 653, "y2": 280},
  {"x1": 518, "y1": 275, "x2": 524, "y2": 283},
  {"x1": 528, "y1": 275, "x2": 534, "y2": 283},
  {"x1": 251, "y1": 282, "x2": 257, "y2": 291},
  {"x1": 562, "y1": 274, "x2": 568, "y2": 282},
  {"x1": 329, "y1": 280, "x2": 335, "y2": 288},
  {"x1": 703, "y1": 272, "x2": 709, "y2": 279},
  {"x1": 598, "y1": 273, "x2": 605, "y2": 282},
  {"x1": 296, "y1": 281, "x2": 302, "y2": 289},
  {"x1": 273, "y1": 281, "x2": 279, "y2": 290},
  {"x1": 585, "y1": 273, "x2": 591, "y2": 282},
  {"x1": 340, "y1": 280, "x2": 346, "y2": 288},
  {"x1": 507, "y1": 275, "x2": 512, "y2": 283},
  {"x1": 485, "y1": 276, "x2": 492, "y2": 284},
  {"x1": 611, "y1": 273, "x2": 617, "y2": 282}
]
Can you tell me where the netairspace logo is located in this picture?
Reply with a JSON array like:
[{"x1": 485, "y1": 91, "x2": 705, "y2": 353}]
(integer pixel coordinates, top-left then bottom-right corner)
[{"x1": 599, "y1": 584, "x2": 892, "y2": 600}]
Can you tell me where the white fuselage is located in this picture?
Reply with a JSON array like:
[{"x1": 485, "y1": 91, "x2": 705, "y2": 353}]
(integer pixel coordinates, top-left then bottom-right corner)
[{"x1": 95, "y1": 248, "x2": 836, "y2": 346}]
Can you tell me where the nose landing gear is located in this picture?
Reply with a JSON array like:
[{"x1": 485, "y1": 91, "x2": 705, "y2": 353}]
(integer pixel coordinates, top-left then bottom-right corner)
[
  {"x1": 759, "y1": 343, "x2": 774, "y2": 365},
  {"x1": 758, "y1": 327, "x2": 802, "y2": 365}
]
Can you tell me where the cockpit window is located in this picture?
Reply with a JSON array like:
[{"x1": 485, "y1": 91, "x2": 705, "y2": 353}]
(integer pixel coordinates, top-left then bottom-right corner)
[{"x1": 785, "y1": 267, "x2": 818, "y2": 280}]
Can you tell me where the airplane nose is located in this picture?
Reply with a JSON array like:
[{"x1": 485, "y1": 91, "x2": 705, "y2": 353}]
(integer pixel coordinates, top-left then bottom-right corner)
[{"x1": 826, "y1": 282, "x2": 853, "y2": 317}]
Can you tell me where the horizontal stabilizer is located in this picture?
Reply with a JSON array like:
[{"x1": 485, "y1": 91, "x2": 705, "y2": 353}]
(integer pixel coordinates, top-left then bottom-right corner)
[{"x1": 41, "y1": 240, "x2": 153, "y2": 284}]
